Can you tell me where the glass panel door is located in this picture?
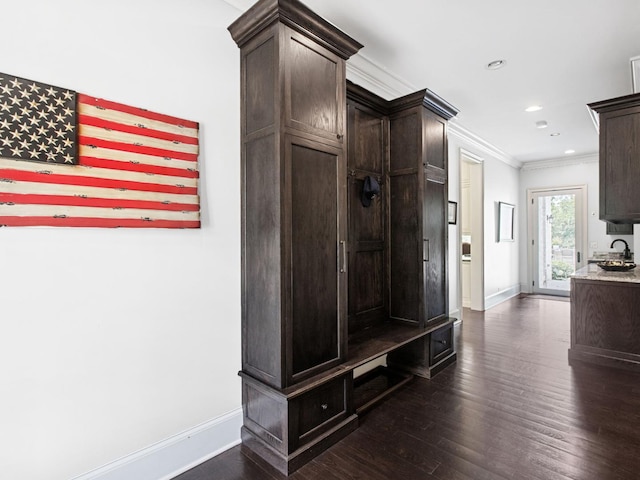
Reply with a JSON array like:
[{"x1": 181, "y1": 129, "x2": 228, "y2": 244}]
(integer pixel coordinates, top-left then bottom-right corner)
[{"x1": 531, "y1": 188, "x2": 585, "y2": 296}]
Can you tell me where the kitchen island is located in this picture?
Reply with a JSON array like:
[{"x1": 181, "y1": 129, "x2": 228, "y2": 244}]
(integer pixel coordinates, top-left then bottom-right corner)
[{"x1": 570, "y1": 264, "x2": 640, "y2": 370}]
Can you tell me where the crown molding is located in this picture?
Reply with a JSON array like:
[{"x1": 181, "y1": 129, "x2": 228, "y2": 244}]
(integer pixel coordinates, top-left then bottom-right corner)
[
  {"x1": 227, "y1": 0, "x2": 362, "y2": 58},
  {"x1": 224, "y1": 0, "x2": 517, "y2": 169},
  {"x1": 345, "y1": 53, "x2": 415, "y2": 100},
  {"x1": 347, "y1": 54, "x2": 516, "y2": 168},
  {"x1": 520, "y1": 153, "x2": 598, "y2": 171},
  {"x1": 222, "y1": 0, "x2": 254, "y2": 12},
  {"x1": 448, "y1": 120, "x2": 520, "y2": 169}
]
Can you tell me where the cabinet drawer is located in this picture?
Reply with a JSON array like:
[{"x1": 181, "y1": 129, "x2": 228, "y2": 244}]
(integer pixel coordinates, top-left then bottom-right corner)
[
  {"x1": 294, "y1": 376, "x2": 349, "y2": 444},
  {"x1": 430, "y1": 324, "x2": 454, "y2": 366}
]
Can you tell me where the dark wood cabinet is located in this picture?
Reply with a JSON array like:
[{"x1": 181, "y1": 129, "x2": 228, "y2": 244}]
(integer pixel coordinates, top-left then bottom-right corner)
[
  {"x1": 606, "y1": 221, "x2": 633, "y2": 235},
  {"x1": 230, "y1": 0, "x2": 458, "y2": 474},
  {"x1": 388, "y1": 90, "x2": 457, "y2": 326},
  {"x1": 385, "y1": 91, "x2": 458, "y2": 378},
  {"x1": 589, "y1": 93, "x2": 640, "y2": 223},
  {"x1": 230, "y1": 0, "x2": 360, "y2": 392},
  {"x1": 230, "y1": 0, "x2": 361, "y2": 473}
]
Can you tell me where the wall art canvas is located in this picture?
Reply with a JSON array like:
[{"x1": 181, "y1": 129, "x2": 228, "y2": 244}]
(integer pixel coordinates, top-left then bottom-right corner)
[{"x1": 0, "y1": 73, "x2": 200, "y2": 228}]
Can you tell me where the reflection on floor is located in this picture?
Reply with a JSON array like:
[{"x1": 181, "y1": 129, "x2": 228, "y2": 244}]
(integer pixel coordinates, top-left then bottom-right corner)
[{"x1": 523, "y1": 293, "x2": 570, "y2": 302}]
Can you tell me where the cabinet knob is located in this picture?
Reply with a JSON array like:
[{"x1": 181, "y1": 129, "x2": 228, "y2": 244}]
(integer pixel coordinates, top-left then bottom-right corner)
[
  {"x1": 336, "y1": 133, "x2": 343, "y2": 140},
  {"x1": 321, "y1": 403, "x2": 328, "y2": 410},
  {"x1": 436, "y1": 340, "x2": 448, "y2": 346}
]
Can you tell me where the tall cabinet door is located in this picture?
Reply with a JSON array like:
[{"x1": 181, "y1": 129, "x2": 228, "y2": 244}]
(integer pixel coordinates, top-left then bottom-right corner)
[
  {"x1": 388, "y1": 106, "x2": 423, "y2": 326},
  {"x1": 422, "y1": 110, "x2": 449, "y2": 324},
  {"x1": 286, "y1": 135, "x2": 348, "y2": 384},
  {"x1": 423, "y1": 174, "x2": 447, "y2": 323}
]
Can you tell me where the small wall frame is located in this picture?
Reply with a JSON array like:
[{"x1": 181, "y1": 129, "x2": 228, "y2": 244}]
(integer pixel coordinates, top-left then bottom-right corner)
[
  {"x1": 498, "y1": 201, "x2": 515, "y2": 242},
  {"x1": 448, "y1": 201, "x2": 457, "y2": 225},
  {"x1": 632, "y1": 55, "x2": 640, "y2": 93}
]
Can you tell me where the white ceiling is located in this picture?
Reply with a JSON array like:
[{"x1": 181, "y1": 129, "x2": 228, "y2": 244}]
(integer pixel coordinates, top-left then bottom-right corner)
[{"x1": 224, "y1": 0, "x2": 640, "y2": 164}]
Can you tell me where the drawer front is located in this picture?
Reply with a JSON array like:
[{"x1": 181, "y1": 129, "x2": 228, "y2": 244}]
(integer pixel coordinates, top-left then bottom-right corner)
[
  {"x1": 430, "y1": 324, "x2": 454, "y2": 366},
  {"x1": 294, "y1": 376, "x2": 349, "y2": 445}
]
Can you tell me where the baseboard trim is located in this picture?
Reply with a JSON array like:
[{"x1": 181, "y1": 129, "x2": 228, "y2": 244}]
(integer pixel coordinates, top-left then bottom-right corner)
[
  {"x1": 71, "y1": 408, "x2": 242, "y2": 480},
  {"x1": 485, "y1": 284, "x2": 521, "y2": 310},
  {"x1": 448, "y1": 308, "x2": 461, "y2": 319}
]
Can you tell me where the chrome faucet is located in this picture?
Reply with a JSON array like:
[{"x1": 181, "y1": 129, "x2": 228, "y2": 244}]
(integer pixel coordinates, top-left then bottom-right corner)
[{"x1": 610, "y1": 238, "x2": 632, "y2": 260}]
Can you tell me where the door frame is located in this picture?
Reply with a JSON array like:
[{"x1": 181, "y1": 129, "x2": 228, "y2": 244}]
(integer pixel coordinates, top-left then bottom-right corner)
[
  {"x1": 527, "y1": 185, "x2": 588, "y2": 296},
  {"x1": 458, "y1": 148, "x2": 485, "y2": 315}
]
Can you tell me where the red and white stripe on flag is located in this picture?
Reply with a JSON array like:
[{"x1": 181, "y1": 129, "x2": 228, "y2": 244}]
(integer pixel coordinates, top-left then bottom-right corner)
[{"x1": 0, "y1": 93, "x2": 200, "y2": 228}]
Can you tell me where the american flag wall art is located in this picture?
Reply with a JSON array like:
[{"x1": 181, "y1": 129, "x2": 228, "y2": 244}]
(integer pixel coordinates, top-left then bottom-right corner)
[{"x1": 0, "y1": 73, "x2": 200, "y2": 228}]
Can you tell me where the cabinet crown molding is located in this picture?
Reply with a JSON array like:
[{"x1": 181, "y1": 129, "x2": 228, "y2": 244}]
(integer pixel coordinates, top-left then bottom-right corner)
[
  {"x1": 228, "y1": 0, "x2": 363, "y2": 59},
  {"x1": 389, "y1": 88, "x2": 459, "y2": 120},
  {"x1": 346, "y1": 80, "x2": 390, "y2": 114},
  {"x1": 588, "y1": 92, "x2": 640, "y2": 113}
]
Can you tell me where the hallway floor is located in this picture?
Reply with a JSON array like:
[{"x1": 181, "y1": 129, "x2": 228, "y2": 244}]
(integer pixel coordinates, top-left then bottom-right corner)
[{"x1": 176, "y1": 295, "x2": 640, "y2": 479}]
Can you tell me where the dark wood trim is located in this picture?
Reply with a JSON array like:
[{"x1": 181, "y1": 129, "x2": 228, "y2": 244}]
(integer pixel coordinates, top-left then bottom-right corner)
[
  {"x1": 228, "y1": 0, "x2": 363, "y2": 58},
  {"x1": 388, "y1": 88, "x2": 459, "y2": 119},
  {"x1": 588, "y1": 91, "x2": 640, "y2": 113},
  {"x1": 241, "y1": 415, "x2": 359, "y2": 476},
  {"x1": 346, "y1": 80, "x2": 390, "y2": 114}
]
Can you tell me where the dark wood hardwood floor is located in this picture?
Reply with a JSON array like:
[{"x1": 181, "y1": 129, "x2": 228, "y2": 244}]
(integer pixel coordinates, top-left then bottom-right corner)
[{"x1": 176, "y1": 295, "x2": 640, "y2": 479}]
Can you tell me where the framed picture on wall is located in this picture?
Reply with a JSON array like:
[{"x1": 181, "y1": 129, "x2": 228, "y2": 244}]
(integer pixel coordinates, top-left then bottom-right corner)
[
  {"x1": 448, "y1": 201, "x2": 457, "y2": 225},
  {"x1": 632, "y1": 55, "x2": 640, "y2": 93},
  {"x1": 498, "y1": 201, "x2": 515, "y2": 242}
]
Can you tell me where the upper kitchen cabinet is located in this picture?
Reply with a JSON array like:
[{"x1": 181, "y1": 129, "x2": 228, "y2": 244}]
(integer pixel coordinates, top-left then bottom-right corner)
[{"x1": 589, "y1": 93, "x2": 640, "y2": 223}]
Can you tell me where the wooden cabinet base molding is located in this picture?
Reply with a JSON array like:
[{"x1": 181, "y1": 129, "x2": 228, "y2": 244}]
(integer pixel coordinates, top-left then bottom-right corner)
[{"x1": 240, "y1": 373, "x2": 358, "y2": 476}]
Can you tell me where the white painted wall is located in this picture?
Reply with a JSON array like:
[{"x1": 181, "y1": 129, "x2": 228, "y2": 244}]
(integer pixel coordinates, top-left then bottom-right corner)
[
  {"x1": 519, "y1": 155, "x2": 633, "y2": 292},
  {"x1": 447, "y1": 130, "x2": 521, "y2": 315},
  {"x1": 0, "y1": 1, "x2": 242, "y2": 479},
  {"x1": 447, "y1": 136, "x2": 461, "y2": 317},
  {"x1": 482, "y1": 150, "x2": 521, "y2": 303}
]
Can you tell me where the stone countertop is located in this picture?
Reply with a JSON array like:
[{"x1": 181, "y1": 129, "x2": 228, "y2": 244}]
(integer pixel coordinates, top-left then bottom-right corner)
[{"x1": 572, "y1": 263, "x2": 640, "y2": 284}]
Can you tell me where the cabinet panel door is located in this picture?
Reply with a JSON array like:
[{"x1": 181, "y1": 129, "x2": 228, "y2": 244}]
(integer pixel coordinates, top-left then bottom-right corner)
[
  {"x1": 389, "y1": 173, "x2": 421, "y2": 324},
  {"x1": 244, "y1": 33, "x2": 276, "y2": 136},
  {"x1": 601, "y1": 110, "x2": 640, "y2": 219},
  {"x1": 424, "y1": 111, "x2": 446, "y2": 169},
  {"x1": 244, "y1": 134, "x2": 282, "y2": 385},
  {"x1": 285, "y1": 27, "x2": 345, "y2": 142},
  {"x1": 350, "y1": 106, "x2": 385, "y2": 173},
  {"x1": 287, "y1": 136, "x2": 346, "y2": 382},
  {"x1": 423, "y1": 175, "x2": 447, "y2": 323}
]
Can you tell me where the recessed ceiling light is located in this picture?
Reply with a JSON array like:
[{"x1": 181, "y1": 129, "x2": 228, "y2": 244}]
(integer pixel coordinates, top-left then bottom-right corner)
[
  {"x1": 486, "y1": 59, "x2": 506, "y2": 70},
  {"x1": 525, "y1": 105, "x2": 543, "y2": 112},
  {"x1": 536, "y1": 120, "x2": 548, "y2": 129},
  {"x1": 565, "y1": 149, "x2": 575, "y2": 154},
  {"x1": 550, "y1": 132, "x2": 560, "y2": 136}
]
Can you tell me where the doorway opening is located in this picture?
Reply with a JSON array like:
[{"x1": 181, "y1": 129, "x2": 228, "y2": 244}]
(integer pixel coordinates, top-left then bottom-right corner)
[
  {"x1": 528, "y1": 186, "x2": 587, "y2": 297},
  {"x1": 459, "y1": 149, "x2": 484, "y2": 313}
]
